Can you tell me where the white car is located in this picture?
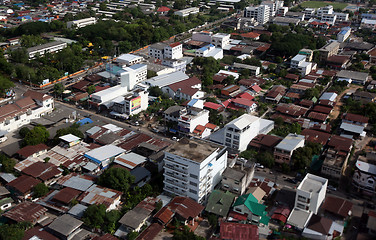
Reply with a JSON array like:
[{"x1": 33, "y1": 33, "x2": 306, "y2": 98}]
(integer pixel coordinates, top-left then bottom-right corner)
[
  {"x1": 255, "y1": 163, "x2": 264, "y2": 169},
  {"x1": 0, "y1": 136, "x2": 7, "y2": 143}
]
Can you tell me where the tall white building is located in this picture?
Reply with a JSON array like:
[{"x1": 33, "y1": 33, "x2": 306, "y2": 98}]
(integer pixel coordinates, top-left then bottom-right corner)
[
  {"x1": 211, "y1": 33, "x2": 230, "y2": 48},
  {"x1": 178, "y1": 107, "x2": 209, "y2": 133},
  {"x1": 261, "y1": 0, "x2": 284, "y2": 17},
  {"x1": 163, "y1": 138, "x2": 228, "y2": 203},
  {"x1": 66, "y1": 17, "x2": 97, "y2": 29},
  {"x1": 118, "y1": 64, "x2": 147, "y2": 91},
  {"x1": 148, "y1": 42, "x2": 183, "y2": 60},
  {"x1": 210, "y1": 114, "x2": 274, "y2": 151},
  {"x1": 244, "y1": 5, "x2": 270, "y2": 24}
]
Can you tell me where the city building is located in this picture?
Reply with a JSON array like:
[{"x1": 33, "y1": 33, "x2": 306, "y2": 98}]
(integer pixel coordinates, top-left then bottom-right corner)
[
  {"x1": 115, "y1": 53, "x2": 144, "y2": 66},
  {"x1": 303, "y1": 8, "x2": 315, "y2": 20},
  {"x1": 148, "y1": 42, "x2": 183, "y2": 60},
  {"x1": 0, "y1": 90, "x2": 54, "y2": 132},
  {"x1": 211, "y1": 33, "x2": 230, "y2": 48},
  {"x1": 244, "y1": 5, "x2": 270, "y2": 25},
  {"x1": 319, "y1": 41, "x2": 340, "y2": 61},
  {"x1": 27, "y1": 41, "x2": 67, "y2": 59},
  {"x1": 221, "y1": 165, "x2": 255, "y2": 195},
  {"x1": 174, "y1": 7, "x2": 199, "y2": 17},
  {"x1": 274, "y1": 133, "x2": 305, "y2": 165},
  {"x1": 163, "y1": 138, "x2": 228, "y2": 203},
  {"x1": 261, "y1": 0, "x2": 284, "y2": 17},
  {"x1": 273, "y1": 17, "x2": 300, "y2": 26},
  {"x1": 287, "y1": 174, "x2": 328, "y2": 229},
  {"x1": 178, "y1": 107, "x2": 209, "y2": 133},
  {"x1": 144, "y1": 71, "x2": 189, "y2": 88},
  {"x1": 162, "y1": 76, "x2": 204, "y2": 101},
  {"x1": 84, "y1": 145, "x2": 125, "y2": 169},
  {"x1": 67, "y1": 17, "x2": 96, "y2": 29},
  {"x1": 337, "y1": 70, "x2": 369, "y2": 85},
  {"x1": 111, "y1": 88, "x2": 149, "y2": 116},
  {"x1": 361, "y1": 19, "x2": 376, "y2": 29},
  {"x1": 232, "y1": 193, "x2": 270, "y2": 225},
  {"x1": 210, "y1": 114, "x2": 274, "y2": 151},
  {"x1": 192, "y1": 31, "x2": 213, "y2": 43},
  {"x1": 321, "y1": 13, "x2": 337, "y2": 25},
  {"x1": 195, "y1": 44, "x2": 223, "y2": 60},
  {"x1": 290, "y1": 54, "x2": 314, "y2": 76},
  {"x1": 353, "y1": 153, "x2": 376, "y2": 196}
]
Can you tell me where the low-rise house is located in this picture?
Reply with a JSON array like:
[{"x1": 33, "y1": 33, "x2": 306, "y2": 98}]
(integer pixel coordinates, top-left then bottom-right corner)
[
  {"x1": 27, "y1": 41, "x2": 67, "y2": 59},
  {"x1": 232, "y1": 62, "x2": 260, "y2": 76},
  {"x1": 3, "y1": 202, "x2": 47, "y2": 225},
  {"x1": 47, "y1": 214, "x2": 87, "y2": 240},
  {"x1": 84, "y1": 144, "x2": 125, "y2": 169},
  {"x1": 7, "y1": 175, "x2": 41, "y2": 200},
  {"x1": 220, "y1": 222, "x2": 259, "y2": 240},
  {"x1": 265, "y1": 85, "x2": 287, "y2": 103},
  {"x1": 16, "y1": 143, "x2": 48, "y2": 159},
  {"x1": 164, "y1": 105, "x2": 185, "y2": 122},
  {"x1": 77, "y1": 184, "x2": 122, "y2": 211},
  {"x1": 342, "y1": 113, "x2": 369, "y2": 127},
  {"x1": 274, "y1": 103, "x2": 309, "y2": 119},
  {"x1": 274, "y1": 134, "x2": 305, "y2": 165},
  {"x1": 248, "y1": 134, "x2": 282, "y2": 152},
  {"x1": 221, "y1": 165, "x2": 254, "y2": 195},
  {"x1": 162, "y1": 76, "x2": 204, "y2": 101},
  {"x1": 352, "y1": 90, "x2": 376, "y2": 104},
  {"x1": 326, "y1": 55, "x2": 350, "y2": 69},
  {"x1": 302, "y1": 214, "x2": 343, "y2": 240},
  {"x1": 221, "y1": 85, "x2": 241, "y2": 97},
  {"x1": 21, "y1": 162, "x2": 62, "y2": 185},
  {"x1": 307, "y1": 111, "x2": 328, "y2": 123},
  {"x1": 321, "y1": 196, "x2": 352, "y2": 220},
  {"x1": 271, "y1": 207, "x2": 291, "y2": 224},
  {"x1": 205, "y1": 190, "x2": 236, "y2": 218},
  {"x1": 336, "y1": 70, "x2": 369, "y2": 85},
  {"x1": 24, "y1": 226, "x2": 59, "y2": 240},
  {"x1": 130, "y1": 167, "x2": 151, "y2": 188},
  {"x1": 178, "y1": 107, "x2": 209, "y2": 133},
  {"x1": 339, "y1": 122, "x2": 366, "y2": 139},
  {"x1": 113, "y1": 152, "x2": 147, "y2": 170},
  {"x1": 0, "y1": 186, "x2": 13, "y2": 211},
  {"x1": 321, "y1": 135, "x2": 353, "y2": 179},
  {"x1": 301, "y1": 129, "x2": 331, "y2": 145},
  {"x1": 232, "y1": 193, "x2": 270, "y2": 225}
]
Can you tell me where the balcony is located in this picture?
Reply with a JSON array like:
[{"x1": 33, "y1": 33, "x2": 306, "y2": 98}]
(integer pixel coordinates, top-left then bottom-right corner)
[
  {"x1": 164, "y1": 172, "x2": 187, "y2": 182},
  {"x1": 165, "y1": 185, "x2": 186, "y2": 196},
  {"x1": 165, "y1": 179, "x2": 188, "y2": 190},
  {"x1": 165, "y1": 164, "x2": 188, "y2": 175}
]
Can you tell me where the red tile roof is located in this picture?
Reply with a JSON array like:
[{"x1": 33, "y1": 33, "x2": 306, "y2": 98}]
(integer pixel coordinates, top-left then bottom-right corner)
[
  {"x1": 118, "y1": 133, "x2": 152, "y2": 151},
  {"x1": 321, "y1": 196, "x2": 353, "y2": 218},
  {"x1": 342, "y1": 113, "x2": 369, "y2": 124},
  {"x1": 23, "y1": 90, "x2": 52, "y2": 101},
  {"x1": 232, "y1": 98, "x2": 256, "y2": 107},
  {"x1": 157, "y1": 6, "x2": 170, "y2": 12},
  {"x1": 71, "y1": 80, "x2": 90, "y2": 91},
  {"x1": 204, "y1": 102, "x2": 224, "y2": 111},
  {"x1": 220, "y1": 221, "x2": 259, "y2": 240},
  {"x1": 306, "y1": 215, "x2": 333, "y2": 235},
  {"x1": 301, "y1": 129, "x2": 331, "y2": 145},
  {"x1": 22, "y1": 162, "x2": 61, "y2": 182},
  {"x1": 236, "y1": 92, "x2": 254, "y2": 101},
  {"x1": 327, "y1": 55, "x2": 350, "y2": 64},
  {"x1": 23, "y1": 226, "x2": 59, "y2": 240},
  {"x1": 15, "y1": 97, "x2": 36, "y2": 109},
  {"x1": 3, "y1": 202, "x2": 47, "y2": 223},
  {"x1": 193, "y1": 124, "x2": 206, "y2": 135},
  {"x1": 285, "y1": 74, "x2": 299, "y2": 81},
  {"x1": 249, "y1": 134, "x2": 282, "y2": 149},
  {"x1": 275, "y1": 103, "x2": 308, "y2": 117},
  {"x1": 136, "y1": 223, "x2": 163, "y2": 240},
  {"x1": 93, "y1": 233, "x2": 119, "y2": 240},
  {"x1": 308, "y1": 111, "x2": 328, "y2": 122},
  {"x1": 256, "y1": 43, "x2": 271, "y2": 52},
  {"x1": 154, "y1": 206, "x2": 174, "y2": 225},
  {"x1": 7, "y1": 175, "x2": 41, "y2": 194},
  {"x1": 205, "y1": 123, "x2": 217, "y2": 130},
  {"x1": 52, "y1": 187, "x2": 82, "y2": 204},
  {"x1": 167, "y1": 76, "x2": 201, "y2": 97},
  {"x1": 169, "y1": 42, "x2": 181, "y2": 48},
  {"x1": 327, "y1": 135, "x2": 353, "y2": 153},
  {"x1": 16, "y1": 143, "x2": 48, "y2": 159},
  {"x1": 313, "y1": 105, "x2": 332, "y2": 114},
  {"x1": 169, "y1": 196, "x2": 204, "y2": 219},
  {"x1": 251, "y1": 84, "x2": 262, "y2": 93}
]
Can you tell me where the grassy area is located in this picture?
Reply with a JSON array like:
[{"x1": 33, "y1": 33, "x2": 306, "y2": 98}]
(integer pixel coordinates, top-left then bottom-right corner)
[{"x1": 300, "y1": 1, "x2": 348, "y2": 10}]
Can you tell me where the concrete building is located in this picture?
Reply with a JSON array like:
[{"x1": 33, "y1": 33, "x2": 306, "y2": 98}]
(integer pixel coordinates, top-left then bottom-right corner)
[
  {"x1": 274, "y1": 133, "x2": 305, "y2": 165},
  {"x1": 67, "y1": 17, "x2": 96, "y2": 29},
  {"x1": 337, "y1": 27, "x2": 351, "y2": 43},
  {"x1": 261, "y1": 0, "x2": 284, "y2": 17},
  {"x1": 361, "y1": 19, "x2": 376, "y2": 29},
  {"x1": 192, "y1": 31, "x2": 213, "y2": 43},
  {"x1": 334, "y1": 12, "x2": 349, "y2": 21},
  {"x1": 353, "y1": 154, "x2": 376, "y2": 196},
  {"x1": 316, "y1": 5, "x2": 333, "y2": 17},
  {"x1": 148, "y1": 42, "x2": 183, "y2": 60},
  {"x1": 174, "y1": 7, "x2": 199, "y2": 17},
  {"x1": 273, "y1": 17, "x2": 300, "y2": 26},
  {"x1": 211, "y1": 33, "x2": 231, "y2": 48},
  {"x1": 144, "y1": 71, "x2": 189, "y2": 88},
  {"x1": 303, "y1": 8, "x2": 315, "y2": 20},
  {"x1": 27, "y1": 41, "x2": 67, "y2": 59},
  {"x1": 287, "y1": 174, "x2": 328, "y2": 230},
  {"x1": 290, "y1": 54, "x2": 313, "y2": 76},
  {"x1": 111, "y1": 88, "x2": 149, "y2": 116},
  {"x1": 244, "y1": 5, "x2": 270, "y2": 24},
  {"x1": 319, "y1": 41, "x2": 340, "y2": 61},
  {"x1": 115, "y1": 53, "x2": 144, "y2": 66},
  {"x1": 195, "y1": 44, "x2": 224, "y2": 60},
  {"x1": 163, "y1": 138, "x2": 228, "y2": 203},
  {"x1": 84, "y1": 145, "x2": 125, "y2": 169},
  {"x1": 178, "y1": 107, "x2": 209, "y2": 133},
  {"x1": 321, "y1": 13, "x2": 337, "y2": 25},
  {"x1": 210, "y1": 114, "x2": 274, "y2": 151},
  {"x1": 0, "y1": 90, "x2": 54, "y2": 132},
  {"x1": 221, "y1": 165, "x2": 255, "y2": 195}
]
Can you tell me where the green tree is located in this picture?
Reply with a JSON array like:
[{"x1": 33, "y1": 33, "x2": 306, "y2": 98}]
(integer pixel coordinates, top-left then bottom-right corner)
[
  {"x1": 87, "y1": 85, "x2": 96, "y2": 95},
  {"x1": 173, "y1": 226, "x2": 205, "y2": 240},
  {"x1": 19, "y1": 127, "x2": 31, "y2": 138},
  {"x1": 53, "y1": 83, "x2": 64, "y2": 99},
  {"x1": 0, "y1": 75, "x2": 14, "y2": 97},
  {"x1": 255, "y1": 151, "x2": 275, "y2": 168},
  {"x1": 23, "y1": 125, "x2": 50, "y2": 146},
  {"x1": 148, "y1": 86, "x2": 163, "y2": 97},
  {"x1": 83, "y1": 204, "x2": 106, "y2": 229},
  {"x1": 53, "y1": 123, "x2": 84, "y2": 144},
  {"x1": 33, "y1": 183, "x2": 49, "y2": 198},
  {"x1": 0, "y1": 222, "x2": 31, "y2": 240},
  {"x1": 10, "y1": 48, "x2": 28, "y2": 64},
  {"x1": 0, "y1": 153, "x2": 16, "y2": 173},
  {"x1": 127, "y1": 231, "x2": 139, "y2": 240},
  {"x1": 98, "y1": 167, "x2": 135, "y2": 192}
]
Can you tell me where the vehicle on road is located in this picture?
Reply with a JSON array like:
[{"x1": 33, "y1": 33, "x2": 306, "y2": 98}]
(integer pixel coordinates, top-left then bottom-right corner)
[
  {"x1": 172, "y1": 137, "x2": 180, "y2": 141},
  {"x1": 255, "y1": 163, "x2": 264, "y2": 169},
  {"x1": 327, "y1": 185, "x2": 337, "y2": 191}
]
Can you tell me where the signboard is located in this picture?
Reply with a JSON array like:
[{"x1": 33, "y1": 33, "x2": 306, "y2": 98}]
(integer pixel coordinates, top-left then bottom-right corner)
[
  {"x1": 65, "y1": 72, "x2": 69, "y2": 76},
  {"x1": 42, "y1": 79, "x2": 50, "y2": 85},
  {"x1": 130, "y1": 96, "x2": 141, "y2": 111}
]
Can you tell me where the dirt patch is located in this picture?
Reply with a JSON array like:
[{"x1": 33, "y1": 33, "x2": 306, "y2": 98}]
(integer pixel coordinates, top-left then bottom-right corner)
[{"x1": 330, "y1": 85, "x2": 363, "y2": 120}]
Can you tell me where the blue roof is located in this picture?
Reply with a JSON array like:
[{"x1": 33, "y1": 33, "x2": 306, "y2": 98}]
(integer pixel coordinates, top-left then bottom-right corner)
[
  {"x1": 199, "y1": 44, "x2": 214, "y2": 51},
  {"x1": 128, "y1": 63, "x2": 145, "y2": 70},
  {"x1": 187, "y1": 98, "x2": 198, "y2": 107},
  {"x1": 76, "y1": 118, "x2": 93, "y2": 126}
]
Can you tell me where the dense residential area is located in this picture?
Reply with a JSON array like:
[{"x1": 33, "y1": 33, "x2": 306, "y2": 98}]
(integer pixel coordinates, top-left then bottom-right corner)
[{"x1": 1, "y1": 0, "x2": 376, "y2": 240}]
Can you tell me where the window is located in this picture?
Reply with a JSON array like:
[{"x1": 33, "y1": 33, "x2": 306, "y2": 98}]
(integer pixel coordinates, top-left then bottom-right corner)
[
  {"x1": 189, "y1": 181, "x2": 197, "y2": 187},
  {"x1": 226, "y1": 138, "x2": 231, "y2": 143},
  {"x1": 234, "y1": 181, "x2": 240, "y2": 185},
  {"x1": 190, "y1": 174, "x2": 198, "y2": 179},
  {"x1": 189, "y1": 189, "x2": 197, "y2": 194},
  {"x1": 233, "y1": 141, "x2": 239, "y2": 145},
  {"x1": 226, "y1": 133, "x2": 232, "y2": 137},
  {"x1": 233, "y1": 135, "x2": 239, "y2": 140}
]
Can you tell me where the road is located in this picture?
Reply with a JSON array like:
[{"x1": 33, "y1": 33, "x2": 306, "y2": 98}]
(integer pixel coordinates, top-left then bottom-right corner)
[{"x1": 330, "y1": 84, "x2": 362, "y2": 120}]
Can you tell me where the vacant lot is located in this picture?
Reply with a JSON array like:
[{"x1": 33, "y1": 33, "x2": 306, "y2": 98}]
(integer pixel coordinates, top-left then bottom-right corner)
[{"x1": 300, "y1": 1, "x2": 348, "y2": 9}]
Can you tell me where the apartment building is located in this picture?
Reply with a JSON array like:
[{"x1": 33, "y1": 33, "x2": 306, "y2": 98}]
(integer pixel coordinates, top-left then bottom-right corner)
[
  {"x1": 0, "y1": 90, "x2": 54, "y2": 132},
  {"x1": 195, "y1": 44, "x2": 223, "y2": 60},
  {"x1": 316, "y1": 5, "x2": 333, "y2": 17},
  {"x1": 287, "y1": 174, "x2": 328, "y2": 229},
  {"x1": 66, "y1": 17, "x2": 96, "y2": 29},
  {"x1": 27, "y1": 41, "x2": 67, "y2": 59},
  {"x1": 353, "y1": 152, "x2": 376, "y2": 196},
  {"x1": 321, "y1": 13, "x2": 337, "y2": 25},
  {"x1": 261, "y1": 0, "x2": 284, "y2": 17},
  {"x1": 303, "y1": 8, "x2": 315, "y2": 20},
  {"x1": 148, "y1": 42, "x2": 183, "y2": 60},
  {"x1": 211, "y1": 33, "x2": 230, "y2": 48},
  {"x1": 274, "y1": 133, "x2": 305, "y2": 165},
  {"x1": 290, "y1": 54, "x2": 313, "y2": 76},
  {"x1": 337, "y1": 27, "x2": 351, "y2": 43},
  {"x1": 360, "y1": 19, "x2": 376, "y2": 30},
  {"x1": 210, "y1": 114, "x2": 274, "y2": 151},
  {"x1": 334, "y1": 12, "x2": 349, "y2": 21},
  {"x1": 174, "y1": 7, "x2": 199, "y2": 17},
  {"x1": 163, "y1": 138, "x2": 228, "y2": 203},
  {"x1": 178, "y1": 107, "x2": 209, "y2": 133},
  {"x1": 319, "y1": 41, "x2": 340, "y2": 61},
  {"x1": 111, "y1": 88, "x2": 149, "y2": 116},
  {"x1": 244, "y1": 5, "x2": 270, "y2": 25},
  {"x1": 221, "y1": 165, "x2": 255, "y2": 195},
  {"x1": 192, "y1": 31, "x2": 213, "y2": 43},
  {"x1": 116, "y1": 53, "x2": 144, "y2": 66}
]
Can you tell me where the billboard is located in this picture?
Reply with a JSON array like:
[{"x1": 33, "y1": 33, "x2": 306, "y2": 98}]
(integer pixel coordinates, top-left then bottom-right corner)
[{"x1": 131, "y1": 96, "x2": 141, "y2": 111}]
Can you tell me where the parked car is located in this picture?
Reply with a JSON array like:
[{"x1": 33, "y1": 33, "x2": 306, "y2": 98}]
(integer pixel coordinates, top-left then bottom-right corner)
[
  {"x1": 172, "y1": 137, "x2": 180, "y2": 141},
  {"x1": 255, "y1": 163, "x2": 264, "y2": 169},
  {"x1": 327, "y1": 185, "x2": 337, "y2": 191}
]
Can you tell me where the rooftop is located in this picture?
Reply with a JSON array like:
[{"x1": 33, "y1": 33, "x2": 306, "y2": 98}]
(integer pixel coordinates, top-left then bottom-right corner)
[
  {"x1": 3, "y1": 202, "x2": 47, "y2": 223},
  {"x1": 48, "y1": 214, "x2": 83, "y2": 237},
  {"x1": 321, "y1": 196, "x2": 353, "y2": 218},
  {"x1": 220, "y1": 222, "x2": 258, "y2": 240},
  {"x1": 166, "y1": 138, "x2": 225, "y2": 163},
  {"x1": 222, "y1": 167, "x2": 246, "y2": 181},
  {"x1": 355, "y1": 160, "x2": 376, "y2": 174},
  {"x1": 226, "y1": 114, "x2": 260, "y2": 130},
  {"x1": 77, "y1": 184, "x2": 122, "y2": 208},
  {"x1": 114, "y1": 152, "x2": 147, "y2": 170},
  {"x1": 84, "y1": 144, "x2": 125, "y2": 163},
  {"x1": 205, "y1": 190, "x2": 235, "y2": 218},
  {"x1": 298, "y1": 173, "x2": 327, "y2": 193},
  {"x1": 275, "y1": 133, "x2": 305, "y2": 152}
]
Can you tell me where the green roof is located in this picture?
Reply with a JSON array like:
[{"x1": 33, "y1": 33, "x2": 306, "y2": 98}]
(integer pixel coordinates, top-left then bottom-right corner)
[
  {"x1": 205, "y1": 190, "x2": 236, "y2": 218},
  {"x1": 260, "y1": 215, "x2": 270, "y2": 225},
  {"x1": 233, "y1": 193, "x2": 268, "y2": 218}
]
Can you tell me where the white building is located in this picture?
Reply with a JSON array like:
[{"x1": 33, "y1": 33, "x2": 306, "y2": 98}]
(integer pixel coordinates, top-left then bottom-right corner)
[
  {"x1": 111, "y1": 88, "x2": 149, "y2": 116},
  {"x1": 287, "y1": 174, "x2": 328, "y2": 230},
  {"x1": 290, "y1": 54, "x2": 314, "y2": 76},
  {"x1": 337, "y1": 27, "x2": 351, "y2": 43},
  {"x1": 163, "y1": 138, "x2": 228, "y2": 203},
  {"x1": 0, "y1": 90, "x2": 54, "y2": 132},
  {"x1": 244, "y1": 5, "x2": 270, "y2": 25},
  {"x1": 27, "y1": 41, "x2": 67, "y2": 59},
  {"x1": 148, "y1": 42, "x2": 183, "y2": 60},
  {"x1": 334, "y1": 12, "x2": 349, "y2": 21},
  {"x1": 115, "y1": 54, "x2": 144, "y2": 66},
  {"x1": 316, "y1": 5, "x2": 333, "y2": 17},
  {"x1": 174, "y1": 7, "x2": 199, "y2": 17},
  {"x1": 321, "y1": 13, "x2": 337, "y2": 25},
  {"x1": 303, "y1": 8, "x2": 315, "y2": 20},
  {"x1": 162, "y1": 59, "x2": 187, "y2": 73},
  {"x1": 66, "y1": 17, "x2": 97, "y2": 29},
  {"x1": 144, "y1": 71, "x2": 189, "y2": 88},
  {"x1": 118, "y1": 64, "x2": 147, "y2": 91},
  {"x1": 361, "y1": 19, "x2": 376, "y2": 30},
  {"x1": 162, "y1": 76, "x2": 204, "y2": 101},
  {"x1": 178, "y1": 107, "x2": 209, "y2": 133},
  {"x1": 211, "y1": 33, "x2": 230, "y2": 48},
  {"x1": 195, "y1": 44, "x2": 223, "y2": 60},
  {"x1": 353, "y1": 160, "x2": 376, "y2": 196},
  {"x1": 291, "y1": 54, "x2": 306, "y2": 69},
  {"x1": 210, "y1": 114, "x2": 274, "y2": 151},
  {"x1": 261, "y1": 0, "x2": 284, "y2": 17},
  {"x1": 274, "y1": 133, "x2": 305, "y2": 165}
]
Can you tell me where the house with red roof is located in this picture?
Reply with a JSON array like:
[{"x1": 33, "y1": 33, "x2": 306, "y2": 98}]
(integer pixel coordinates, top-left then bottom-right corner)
[
  {"x1": 156, "y1": 6, "x2": 171, "y2": 15},
  {"x1": 220, "y1": 221, "x2": 259, "y2": 240},
  {"x1": 162, "y1": 77, "x2": 204, "y2": 101}
]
